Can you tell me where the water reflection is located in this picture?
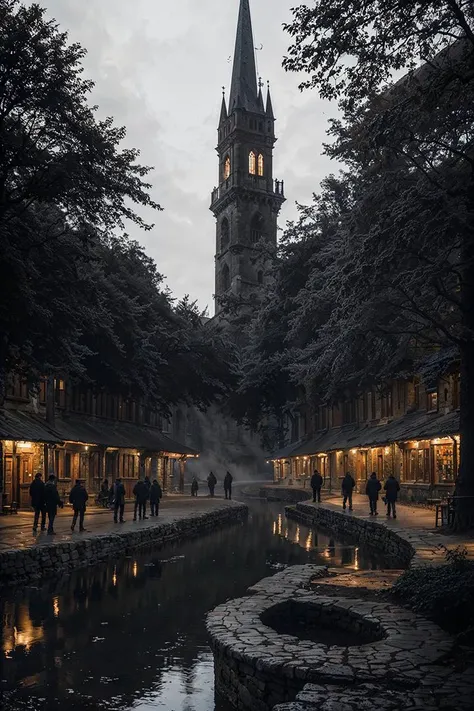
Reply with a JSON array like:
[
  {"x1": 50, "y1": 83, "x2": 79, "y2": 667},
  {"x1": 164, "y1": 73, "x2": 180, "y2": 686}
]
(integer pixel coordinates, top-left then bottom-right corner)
[{"x1": 1, "y1": 501, "x2": 396, "y2": 711}]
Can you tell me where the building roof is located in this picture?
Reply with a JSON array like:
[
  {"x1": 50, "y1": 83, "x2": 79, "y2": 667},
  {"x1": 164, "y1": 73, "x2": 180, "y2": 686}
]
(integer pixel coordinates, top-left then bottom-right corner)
[
  {"x1": 52, "y1": 416, "x2": 198, "y2": 456},
  {"x1": 269, "y1": 440, "x2": 303, "y2": 460},
  {"x1": 0, "y1": 409, "x2": 63, "y2": 444},
  {"x1": 282, "y1": 410, "x2": 460, "y2": 458},
  {"x1": 229, "y1": 0, "x2": 261, "y2": 113}
]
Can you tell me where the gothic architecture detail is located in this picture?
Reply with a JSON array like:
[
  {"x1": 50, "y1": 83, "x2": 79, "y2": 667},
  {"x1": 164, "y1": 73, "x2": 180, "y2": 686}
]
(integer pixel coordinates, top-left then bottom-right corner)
[{"x1": 210, "y1": 0, "x2": 285, "y2": 314}]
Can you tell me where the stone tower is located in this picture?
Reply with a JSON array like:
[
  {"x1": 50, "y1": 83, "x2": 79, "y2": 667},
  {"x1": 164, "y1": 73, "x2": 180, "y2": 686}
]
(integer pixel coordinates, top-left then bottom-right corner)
[{"x1": 211, "y1": 0, "x2": 285, "y2": 316}]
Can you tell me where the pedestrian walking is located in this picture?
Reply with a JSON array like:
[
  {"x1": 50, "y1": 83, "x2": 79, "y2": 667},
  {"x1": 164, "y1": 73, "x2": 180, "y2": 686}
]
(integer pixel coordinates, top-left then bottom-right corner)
[
  {"x1": 44, "y1": 474, "x2": 63, "y2": 535},
  {"x1": 98, "y1": 478, "x2": 109, "y2": 507},
  {"x1": 341, "y1": 472, "x2": 356, "y2": 511},
  {"x1": 143, "y1": 475, "x2": 151, "y2": 518},
  {"x1": 30, "y1": 472, "x2": 46, "y2": 533},
  {"x1": 310, "y1": 470, "x2": 323, "y2": 503},
  {"x1": 224, "y1": 471, "x2": 233, "y2": 500},
  {"x1": 113, "y1": 477, "x2": 126, "y2": 523},
  {"x1": 69, "y1": 480, "x2": 88, "y2": 532},
  {"x1": 191, "y1": 476, "x2": 199, "y2": 497},
  {"x1": 150, "y1": 479, "x2": 163, "y2": 517},
  {"x1": 365, "y1": 472, "x2": 381, "y2": 516},
  {"x1": 133, "y1": 479, "x2": 148, "y2": 521},
  {"x1": 207, "y1": 471, "x2": 217, "y2": 497},
  {"x1": 384, "y1": 474, "x2": 400, "y2": 519}
]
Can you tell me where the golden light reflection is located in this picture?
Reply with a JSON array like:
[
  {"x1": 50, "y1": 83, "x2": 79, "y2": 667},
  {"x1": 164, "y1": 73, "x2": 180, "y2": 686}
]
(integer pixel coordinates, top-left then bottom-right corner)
[
  {"x1": 295, "y1": 526, "x2": 300, "y2": 545},
  {"x1": 277, "y1": 514, "x2": 282, "y2": 536},
  {"x1": 354, "y1": 546, "x2": 360, "y2": 571},
  {"x1": 112, "y1": 567, "x2": 117, "y2": 586},
  {"x1": 272, "y1": 520, "x2": 277, "y2": 535},
  {"x1": 53, "y1": 597, "x2": 60, "y2": 618},
  {"x1": 133, "y1": 561, "x2": 138, "y2": 578},
  {"x1": 305, "y1": 532, "x2": 312, "y2": 551},
  {"x1": 323, "y1": 548, "x2": 331, "y2": 559}
]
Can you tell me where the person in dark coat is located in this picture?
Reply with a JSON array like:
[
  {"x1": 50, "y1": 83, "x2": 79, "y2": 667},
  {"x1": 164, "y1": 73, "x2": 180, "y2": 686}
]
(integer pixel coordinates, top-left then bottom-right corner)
[
  {"x1": 113, "y1": 478, "x2": 126, "y2": 523},
  {"x1": 224, "y1": 471, "x2": 233, "y2": 500},
  {"x1": 143, "y1": 476, "x2": 151, "y2": 518},
  {"x1": 69, "y1": 480, "x2": 88, "y2": 532},
  {"x1": 149, "y1": 479, "x2": 163, "y2": 517},
  {"x1": 365, "y1": 472, "x2": 382, "y2": 516},
  {"x1": 191, "y1": 476, "x2": 199, "y2": 497},
  {"x1": 133, "y1": 479, "x2": 148, "y2": 521},
  {"x1": 384, "y1": 475, "x2": 400, "y2": 518},
  {"x1": 207, "y1": 471, "x2": 217, "y2": 497},
  {"x1": 30, "y1": 472, "x2": 46, "y2": 533},
  {"x1": 99, "y1": 479, "x2": 109, "y2": 507},
  {"x1": 310, "y1": 470, "x2": 323, "y2": 503},
  {"x1": 44, "y1": 474, "x2": 63, "y2": 535},
  {"x1": 341, "y1": 472, "x2": 356, "y2": 511}
]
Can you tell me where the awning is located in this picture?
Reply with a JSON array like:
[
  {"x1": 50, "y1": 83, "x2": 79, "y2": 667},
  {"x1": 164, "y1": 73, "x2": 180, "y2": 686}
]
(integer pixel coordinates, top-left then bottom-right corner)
[
  {"x1": 51, "y1": 416, "x2": 198, "y2": 456},
  {"x1": 0, "y1": 409, "x2": 63, "y2": 445},
  {"x1": 269, "y1": 441, "x2": 303, "y2": 460}
]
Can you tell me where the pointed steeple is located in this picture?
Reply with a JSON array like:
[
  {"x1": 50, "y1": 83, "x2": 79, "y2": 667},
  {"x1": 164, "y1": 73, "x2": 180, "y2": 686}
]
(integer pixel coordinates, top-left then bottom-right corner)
[
  {"x1": 266, "y1": 81, "x2": 274, "y2": 119},
  {"x1": 257, "y1": 77, "x2": 265, "y2": 112},
  {"x1": 219, "y1": 88, "x2": 228, "y2": 126},
  {"x1": 229, "y1": 0, "x2": 261, "y2": 113}
]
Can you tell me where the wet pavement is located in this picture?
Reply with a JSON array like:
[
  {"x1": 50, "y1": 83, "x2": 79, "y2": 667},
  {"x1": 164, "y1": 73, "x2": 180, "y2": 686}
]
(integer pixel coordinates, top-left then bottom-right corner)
[{"x1": 0, "y1": 500, "x2": 396, "y2": 711}]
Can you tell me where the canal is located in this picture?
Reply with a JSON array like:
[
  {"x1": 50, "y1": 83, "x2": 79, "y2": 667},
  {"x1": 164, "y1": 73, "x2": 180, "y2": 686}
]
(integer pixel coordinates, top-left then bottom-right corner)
[{"x1": 1, "y1": 500, "x2": 395, "y2": 711}]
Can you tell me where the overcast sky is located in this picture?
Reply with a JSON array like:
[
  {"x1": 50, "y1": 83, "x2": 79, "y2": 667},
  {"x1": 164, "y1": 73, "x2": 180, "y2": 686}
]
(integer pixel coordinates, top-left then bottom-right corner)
[{"x1": 40, "y1": 0, "x2": 337, "y2": 313}]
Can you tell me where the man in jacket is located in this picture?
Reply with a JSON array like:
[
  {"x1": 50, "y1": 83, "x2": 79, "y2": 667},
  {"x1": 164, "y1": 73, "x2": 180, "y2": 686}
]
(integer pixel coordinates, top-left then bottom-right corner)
[
  {"x1": 30, "y1": 472, "x2": 46, "y2": 534},
  {"x1": 113, "y1": 477, "x2": 126, "y2": 523},
  {"x1": 133, "y1": 479, "x2": 148, "y2": 521},
  {"x1": 310, "y1": 470, "x2": 323, "y2": 503},
  {"x1": 44, "y1": 474, "x2": 63, "y2": 535},
  {"x1": 341, "y1": 472, "x2": 356, "y2": 511},
  {"x1": 224, "y1": 471, "x2": 233, "y2": 500},
  {"x1": 207, "y1": 472, "x2": 217, "y2": 497},
  {"x1": 365, "y1": 472, "x2": 382, "y2": 516},
  {"x1": 149, "y1": 479, "x2": 163, "y2": 517},
  {"x1": 384, "y1": 475, "x2": 400, "y2": 519},
  {"x1": 69, "y1": 479, "x2": 88, "y2": 532}
]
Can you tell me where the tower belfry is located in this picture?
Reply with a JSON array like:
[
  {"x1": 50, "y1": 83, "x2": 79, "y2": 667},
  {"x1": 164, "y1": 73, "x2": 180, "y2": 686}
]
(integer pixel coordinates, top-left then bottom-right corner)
[{"x1": 210, "y1": 0, "x2": 285, "y2": 316}]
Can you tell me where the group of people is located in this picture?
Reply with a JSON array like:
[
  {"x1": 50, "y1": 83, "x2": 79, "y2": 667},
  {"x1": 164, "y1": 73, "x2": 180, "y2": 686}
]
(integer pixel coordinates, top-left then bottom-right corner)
[
  {"x1": 199, "y1": 471, "x2": 233, "y2": 499},
  {"x1": 310, "y1": 469, "x2": 401, "y2": 519},
  {"x1": 99, "y1": 476, "x2": 163, "y2": 523},
  {"x1": 29, "y1": 473, "x2": 88, "y2": 535}
]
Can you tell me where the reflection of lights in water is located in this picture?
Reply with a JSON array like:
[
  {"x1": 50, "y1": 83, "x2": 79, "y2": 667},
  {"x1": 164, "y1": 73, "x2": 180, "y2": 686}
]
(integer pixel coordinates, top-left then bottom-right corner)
[
  {"x1": 323, "y1": 548, "x2": 331, "y2": 559},
  {"x1": 354, "y1": 547, "x2": 359, "y2": 571},
  {"x1": 295, "y1": 526, "x2": 300, "y2": 544},
  {"x1": 53, "y1": 597, "x2": 60, "y2": 618},
  {"x1": 133, "y1": 561, "x2": 138, "y2": 578},
  {"x1": 112, "y1": 567, "x2": 117, "y2": 586},
  {"x1": 272, "y1": 520, "x2": 277, "y2": 535},
  {"x1": 277, "y1": 514, "x2": 282, "y2": 535},
  {"x1": 284, "y1": 527, "x2": 289, "y2": 540},
  {"x1": 305, "y1": 532, "x2": 312, "y2": 551}
]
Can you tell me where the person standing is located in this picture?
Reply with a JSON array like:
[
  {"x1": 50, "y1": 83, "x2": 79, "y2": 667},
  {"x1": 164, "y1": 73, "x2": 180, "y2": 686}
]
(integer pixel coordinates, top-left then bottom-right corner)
[
  {"x1": 384, "y1": 474, "x2": 400, "y2": 519},
  {"x1": 99, "y1": 478, "x2": 109, "y2": 507},
  {"x1": 191, "y1": 476, "x2": 199, "y2": 497},
  {"x1": 113, "y1": 477, "x2": 126, "y2": 523},
  {"x1": 44, "y1": 474, "x2": 63, "y2": 535},
  {"x1": 365, "y1": 472, "x2": 382, "y2": 516},
  {"x1": 207, "y1": 471, "x2": 217, "y2": 497},
  {"x1": 69, "y1": 480, "x2": 88, "y2": 532},
  {"x1": 224, "y1": 471, "x2": 233, "y2": 500},
  {"x1": 30, "y1": 472, "x2": 46, "y2": 533},
  {"x1": 310, "y1": 470, "x2": 323, "y2": 503},
  {"x1": 133, "y1": 479, "x2": 148, "y2": 521},
  {"x1": 149, "y1": 479, "x2": 163, "y2": 517},
  {"x1": 341, "y1": 472, "x2": 356, "y2": 511}
]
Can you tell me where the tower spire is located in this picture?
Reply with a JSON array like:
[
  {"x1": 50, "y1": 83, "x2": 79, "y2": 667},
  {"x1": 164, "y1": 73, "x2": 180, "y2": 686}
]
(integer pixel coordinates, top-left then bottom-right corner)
[
  {"x1": 266, "y1": 80, "x2": 274, "y2": 119},
  {"x1": 219, "y1": 87, "x2": 228, "y2": 125},
  {"x1": 229, "y1": 0, "x2": 261, "y2": 113}
]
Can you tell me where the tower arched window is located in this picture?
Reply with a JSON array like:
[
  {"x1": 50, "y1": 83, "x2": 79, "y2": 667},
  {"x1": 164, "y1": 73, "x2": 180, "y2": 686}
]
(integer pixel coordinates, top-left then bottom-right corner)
[
  {"x1": 257, "y1": 154, "x2": 264, "y2": 177},
  {"x1": 220, "y1": 217, "x2": 230, "y2": 251},
  {"x1": 251, "y1": 213, "x2": 265, "y2": 243},
  {"x1": 221, "y1": 263, "x2": 230, "y2": 292},
  {"x1": 249, "y1": 151, "x2": 256, "y2": 175},
  {"x1": 224, "y1": 155, "x2": 231, "y2": 180}
]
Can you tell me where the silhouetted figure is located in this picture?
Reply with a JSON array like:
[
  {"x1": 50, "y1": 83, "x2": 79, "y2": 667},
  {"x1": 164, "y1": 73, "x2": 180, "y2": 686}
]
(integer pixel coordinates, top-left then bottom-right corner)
[
  {"x1": 133, "y1": 480, "x2": 148, "y2": 521},
  {"x1": 341, "y1": 472, "x2": 356, "y2": 511},
  {"x1": 310, "y1": 470, "x2": 323, "y2": 503},
  {"x1": 224, "y1": 471, "x2": 233, "y2": 500},
  {"x1": 44, "y1": 474, "x2": 63, "y2": 535},
  {"x1": 149, "y1": 479, "x2": 163, "y2": 516},
  {"x1": 143, "y1": 475, "x2": 151, "y2": 518},
  {"x1": 113, "y1": 478, "x2": 126, "y2": 523},
  {"x1": 365, "y1": 472, "x2": 381, "y2": 516},
  {"x1": 191, "y1": 476, "x2": 199, "y2": 497},
  {"x1": 30, "y1": 472, "x2": 46, "y2": 533},
  {"x1": 99, "y1": 478, "x2": 109, "y2": 507},
  {"x1": 207, "y1": 472, "x2": 217, "y2": 497},
  {"x1": 384, "y1": 475, "x2": 400, "y2": 519},
  {"x1": 69, "y1": 480, "x2": 88, "y2": 532}
]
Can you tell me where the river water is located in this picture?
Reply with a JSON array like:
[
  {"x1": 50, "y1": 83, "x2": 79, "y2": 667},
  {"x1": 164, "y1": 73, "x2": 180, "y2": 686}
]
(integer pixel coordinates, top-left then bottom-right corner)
[{"x1": 1, "y1": 500, "x2": 395, "y2": 711}]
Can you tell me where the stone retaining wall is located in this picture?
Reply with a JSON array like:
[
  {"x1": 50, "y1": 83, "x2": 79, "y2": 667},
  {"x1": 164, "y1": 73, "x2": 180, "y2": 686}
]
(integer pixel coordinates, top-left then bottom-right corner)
[
  {"x1": 259, "y1": 486, "x2": 311, "y2": 504},
  {"x1": 0, "y1": 503, "x2": 248, "y2": 589},
  {"x1": 287, "y1": 502, "x2": 414, "y2": 566}
]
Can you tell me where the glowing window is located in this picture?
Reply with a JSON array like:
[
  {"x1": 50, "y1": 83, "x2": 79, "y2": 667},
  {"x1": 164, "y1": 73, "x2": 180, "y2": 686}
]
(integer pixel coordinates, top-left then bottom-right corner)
[
  {"x1": 249, "y1": 151, "x2": 256, "y2": 175},
  {"x1": 257, "y1": 154, "x2": 264, "y2": 176},
  {"x1": 224, "y1": 156, "x2": 231, "y2": 180}
]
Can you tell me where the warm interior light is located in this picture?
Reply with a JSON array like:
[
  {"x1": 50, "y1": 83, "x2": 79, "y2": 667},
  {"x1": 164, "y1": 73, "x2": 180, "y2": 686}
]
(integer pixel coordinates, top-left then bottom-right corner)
[{"x1": 17, "y1": 441, "x2": 33, "y2": 449}]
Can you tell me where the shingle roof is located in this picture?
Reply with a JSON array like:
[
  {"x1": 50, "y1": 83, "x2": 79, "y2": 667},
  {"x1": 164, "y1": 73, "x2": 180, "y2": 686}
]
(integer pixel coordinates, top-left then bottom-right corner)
[{"x1": 0, "y1": 409, "x2": 62, "y2": 444}]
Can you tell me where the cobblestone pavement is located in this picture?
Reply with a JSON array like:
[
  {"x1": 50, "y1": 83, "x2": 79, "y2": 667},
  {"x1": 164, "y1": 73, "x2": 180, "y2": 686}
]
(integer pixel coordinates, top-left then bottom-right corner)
[
  {"x1": 208, "y1": 566, "x2": 474, "y2": 711},
  {"x1": 0, "y1": 496, "x2": 239, "y2": 551}
]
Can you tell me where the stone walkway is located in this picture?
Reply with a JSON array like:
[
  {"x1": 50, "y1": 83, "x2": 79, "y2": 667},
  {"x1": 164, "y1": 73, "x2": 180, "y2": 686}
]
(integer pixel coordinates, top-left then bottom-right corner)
[{"x1": 0, "y1": 496, "x2": 239, "y2": 551}]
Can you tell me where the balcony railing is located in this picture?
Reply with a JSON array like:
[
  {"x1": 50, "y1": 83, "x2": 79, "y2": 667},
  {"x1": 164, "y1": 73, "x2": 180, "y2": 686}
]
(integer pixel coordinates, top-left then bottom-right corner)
[{"x1": 211, "y1": 177, "x2": 285, "y2": 205}]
